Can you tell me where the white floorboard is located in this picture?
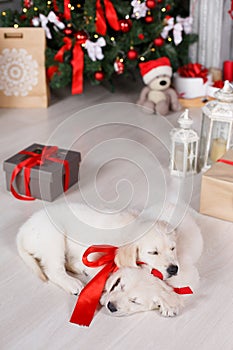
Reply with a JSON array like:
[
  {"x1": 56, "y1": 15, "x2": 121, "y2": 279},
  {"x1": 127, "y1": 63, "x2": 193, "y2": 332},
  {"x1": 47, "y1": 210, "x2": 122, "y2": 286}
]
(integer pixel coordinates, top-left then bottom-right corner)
[{"x1": 1, "y1": 81, "x2": 233, "y2": 350}]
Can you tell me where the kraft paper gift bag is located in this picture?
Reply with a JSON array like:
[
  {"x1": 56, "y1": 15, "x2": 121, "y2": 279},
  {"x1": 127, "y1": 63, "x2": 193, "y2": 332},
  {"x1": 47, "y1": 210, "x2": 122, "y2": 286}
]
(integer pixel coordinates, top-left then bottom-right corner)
[
  {"x1": 200, "y1": 149, "x2": 233, "y2": 222},
  {"x1": 0, "y1": 28, "x2": 49, "y2": 108}
]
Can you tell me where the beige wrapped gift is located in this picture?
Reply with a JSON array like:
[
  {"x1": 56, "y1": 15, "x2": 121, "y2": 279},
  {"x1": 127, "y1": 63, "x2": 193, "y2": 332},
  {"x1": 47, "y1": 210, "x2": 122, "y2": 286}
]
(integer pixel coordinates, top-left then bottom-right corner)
[
  {"x1": 0, "y1": 28, "x2": 49, "y2": 108},
  {"x1": 200, "y1": 149, "x2": 233, "y2": 222}
]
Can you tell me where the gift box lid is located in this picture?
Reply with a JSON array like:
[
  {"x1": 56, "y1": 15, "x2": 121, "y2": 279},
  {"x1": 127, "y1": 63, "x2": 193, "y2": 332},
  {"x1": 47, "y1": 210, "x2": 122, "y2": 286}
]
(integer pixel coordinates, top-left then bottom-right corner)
[
  {"x1": 203, "y1": 149, "x2": 233, "y2": 183},
  {"x1": 3, "y1": 143, "x2": 81, "y2": 183}
]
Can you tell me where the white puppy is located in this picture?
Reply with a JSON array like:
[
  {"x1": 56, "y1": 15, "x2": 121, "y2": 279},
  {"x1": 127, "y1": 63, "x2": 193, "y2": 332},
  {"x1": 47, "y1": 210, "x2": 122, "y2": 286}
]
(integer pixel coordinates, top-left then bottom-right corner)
[
  {"x1": 16, "y1": 203, "x2": 202, "y2": 296},
  {"x1": 101, "y1": 267, "x2": 183, "y2": 317}
]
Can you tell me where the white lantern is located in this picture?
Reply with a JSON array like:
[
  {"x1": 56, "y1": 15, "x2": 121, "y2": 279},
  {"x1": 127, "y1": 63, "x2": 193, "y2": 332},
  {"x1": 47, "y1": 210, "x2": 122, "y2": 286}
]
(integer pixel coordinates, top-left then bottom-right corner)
[
  {"x1": 170, "y1": 109, "x2": 199, "y2": 177},
  {"x1": 199, "y1": 80, "x2": 233, "y2": 170}
]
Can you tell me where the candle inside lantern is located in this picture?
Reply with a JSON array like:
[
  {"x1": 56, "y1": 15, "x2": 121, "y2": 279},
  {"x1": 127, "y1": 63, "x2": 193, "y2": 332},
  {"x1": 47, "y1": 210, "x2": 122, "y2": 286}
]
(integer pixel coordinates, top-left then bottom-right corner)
[
  {"x1": 210, "y1": 138, "x2": 227, "y2": 162},
  {"x1": 174, "y1": 145, "x2": 184, "y2": 171}
]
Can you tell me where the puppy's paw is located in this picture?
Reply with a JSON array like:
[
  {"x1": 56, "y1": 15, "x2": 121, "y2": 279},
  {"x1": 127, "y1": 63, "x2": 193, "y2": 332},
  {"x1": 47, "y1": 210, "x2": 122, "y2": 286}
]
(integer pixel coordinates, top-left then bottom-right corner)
[
  {"x1": 159, "y1": 304, "x2": 179, "y2": 317},
  {"x1": 64, "y1": 277, "x2": 84, "y2": 295},
  {"x1": 157, "y1": 293, "x2": 183, "y2": 317}
]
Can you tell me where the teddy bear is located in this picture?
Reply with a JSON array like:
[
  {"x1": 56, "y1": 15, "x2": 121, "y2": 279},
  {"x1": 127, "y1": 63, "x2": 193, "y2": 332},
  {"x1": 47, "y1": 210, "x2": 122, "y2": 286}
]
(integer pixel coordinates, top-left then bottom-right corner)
[{"x1": 137, "y1": 57, "x2": 182, "y2": 116}]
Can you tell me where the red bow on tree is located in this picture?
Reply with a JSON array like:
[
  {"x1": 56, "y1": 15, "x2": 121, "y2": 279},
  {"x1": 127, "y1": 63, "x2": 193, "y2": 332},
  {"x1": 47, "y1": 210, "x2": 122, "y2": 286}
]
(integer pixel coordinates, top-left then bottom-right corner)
[
  {"x1": 95, "y1": 0, "x2": 120, "y2": 35},
  {"x1": 54, "y1": 32, "x2": 87, "y2": 94}
]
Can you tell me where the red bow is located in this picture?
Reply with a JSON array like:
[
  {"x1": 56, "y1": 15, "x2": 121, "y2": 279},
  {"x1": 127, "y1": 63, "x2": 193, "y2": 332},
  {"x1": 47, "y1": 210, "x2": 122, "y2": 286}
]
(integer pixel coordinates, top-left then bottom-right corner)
[
  {"x1": 55, "y1": 37, "x2": 84, "y2": 94},
  {"x1": 10, "y1": 146, "x2": 70, "y2": 201},
  {"x1": 95, "y1": 0, "x2": 120, "y2": 35},
  {"x1": 70, "y1": 245, "x2": 118, "y2": 327},
  {"x1": 178, "y1": 63, "x2": 208, "y2": 83},
  {"x1": 151, "y1": 268, "x2": 193, "y2": 295}
]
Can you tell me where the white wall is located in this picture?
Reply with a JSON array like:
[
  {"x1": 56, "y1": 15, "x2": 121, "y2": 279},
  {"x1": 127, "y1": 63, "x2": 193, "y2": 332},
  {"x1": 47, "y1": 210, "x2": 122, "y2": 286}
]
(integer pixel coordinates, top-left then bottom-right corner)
[{"x1": 189, "y1": 0, "x2": 233, "y2": 69}]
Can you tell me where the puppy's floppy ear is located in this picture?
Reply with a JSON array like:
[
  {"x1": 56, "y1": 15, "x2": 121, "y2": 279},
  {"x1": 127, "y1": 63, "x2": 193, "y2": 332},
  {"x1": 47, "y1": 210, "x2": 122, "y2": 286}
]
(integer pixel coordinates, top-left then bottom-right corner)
[
  {"x1": 157, "y1": 220, "x2": 176, "y2": 236},
  {"x1": 100, "y1": 271, "x2": 121, "y2": 305},
  {"x1": 114, "y1": 244, "x2": 138, "y2": 268}
]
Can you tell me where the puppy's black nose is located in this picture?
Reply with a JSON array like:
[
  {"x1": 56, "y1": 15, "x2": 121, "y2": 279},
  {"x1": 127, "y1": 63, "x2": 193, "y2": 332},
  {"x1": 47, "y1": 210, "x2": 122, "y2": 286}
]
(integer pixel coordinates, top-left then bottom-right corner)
[
  {"x1": 107, "y1": 301, "x2": 118, "y2": 313},
  {"x1": 167, "y1": 264, "x2": 178, "y2": 276},
  {"x1": 159, "y1": 80, "x2": 167, "y2": 86}
]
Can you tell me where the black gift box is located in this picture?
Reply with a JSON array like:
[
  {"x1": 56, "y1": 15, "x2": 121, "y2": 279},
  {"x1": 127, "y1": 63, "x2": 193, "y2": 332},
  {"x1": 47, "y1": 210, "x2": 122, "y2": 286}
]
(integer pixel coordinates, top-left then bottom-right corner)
[{"x1": 3, "y1": 143, "x2": 81, "y2": 201}]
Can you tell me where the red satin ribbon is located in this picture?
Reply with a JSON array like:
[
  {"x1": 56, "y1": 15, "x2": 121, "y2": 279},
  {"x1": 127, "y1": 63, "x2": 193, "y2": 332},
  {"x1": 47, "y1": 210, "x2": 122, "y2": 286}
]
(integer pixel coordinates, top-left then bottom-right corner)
[
  {"x1": 54, "y1": 37, "x2": 72, "y2": 62},
  {"x1": 64, "y1": 0, "x2": 71, "y2": 20},
  {"x1": 70, "y1": 245, "x2": 117, "y2": 326},
  {"x1": 54, "y1": 37, "x2": 84, "y2": 94},
  {"x1": 178, "y1": 63, "x2": 208, "y2": 83},
  {"x1": 217, "y1": 159, "x2": 233, "y2": 166},
  {"x1": 173, "y1": 286, "x2": 193, "y2": 295},
  {"x1": 53, "y1": 0, "x2": 71, "y2": 19},
  {"x1": 151, "y1": 268, "x2": 164, "y2": 280},
  {"x1": 95, "y1": 0, "x2": 120, "y2": 35},
  {"x1": 10, "y1": 146, "x2": 70, "y2": 201},
  {"x1": 151, "y1": 268, "x2": 193, "y2": 295},
  {"x1": 71, "y1": 41, "x2": 84, "y2": 94}
]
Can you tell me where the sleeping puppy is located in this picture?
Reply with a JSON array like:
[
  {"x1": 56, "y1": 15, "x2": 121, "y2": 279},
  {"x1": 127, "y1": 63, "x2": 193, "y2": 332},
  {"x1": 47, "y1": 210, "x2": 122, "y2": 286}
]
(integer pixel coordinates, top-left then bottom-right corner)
[
  {"x1": 115, "y1": 206, "x2": 203, "y2": 274},
  {"x1": 101, "y1": 267, "x2": 183, "y2": 317},
  {"x1": 16, "y1": 203, "x2": 202, "y2": 295},
  {"x1": 115, "y1": 220, "x2": 179, "y2": 280}
]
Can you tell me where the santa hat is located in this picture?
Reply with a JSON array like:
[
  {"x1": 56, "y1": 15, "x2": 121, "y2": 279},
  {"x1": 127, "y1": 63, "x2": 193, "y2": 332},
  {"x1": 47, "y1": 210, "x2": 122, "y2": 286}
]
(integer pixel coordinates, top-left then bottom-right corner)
[{"x1": 139, "y1": 57, "x2": 172, "y2": 84}]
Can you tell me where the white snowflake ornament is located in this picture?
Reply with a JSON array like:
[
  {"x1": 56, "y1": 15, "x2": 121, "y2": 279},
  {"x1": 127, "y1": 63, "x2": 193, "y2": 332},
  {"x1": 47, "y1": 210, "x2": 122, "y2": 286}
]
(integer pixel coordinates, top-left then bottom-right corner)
[{"x1": 0, "y1": 48, "x2": 38, "y2": 96}]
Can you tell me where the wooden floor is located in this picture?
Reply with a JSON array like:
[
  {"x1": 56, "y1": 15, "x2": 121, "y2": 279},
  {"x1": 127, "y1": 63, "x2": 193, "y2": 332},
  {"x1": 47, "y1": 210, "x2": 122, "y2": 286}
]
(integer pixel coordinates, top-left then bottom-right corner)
[{"x1": 1, "y1": 80, "x2": 233, "y2": 350}]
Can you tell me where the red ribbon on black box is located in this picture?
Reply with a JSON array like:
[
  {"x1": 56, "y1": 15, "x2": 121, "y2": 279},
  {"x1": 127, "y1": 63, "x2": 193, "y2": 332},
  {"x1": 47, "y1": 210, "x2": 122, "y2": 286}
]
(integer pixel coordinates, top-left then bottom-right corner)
[{"x1": 10, "y1": 146, "x2": 70, "y2": 201}]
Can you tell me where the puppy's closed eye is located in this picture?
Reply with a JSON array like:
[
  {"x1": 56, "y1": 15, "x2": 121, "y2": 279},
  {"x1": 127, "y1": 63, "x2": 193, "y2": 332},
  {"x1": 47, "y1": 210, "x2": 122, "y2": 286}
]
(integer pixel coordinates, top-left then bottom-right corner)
[
  {"x1": 110, "y1": 277, "x2": 121, "y2": 292},
  {"x1": 148, "y1": 251, "x2": 158, "y2": 255},
  {"x1": 129, "y1": 297, "x2": 141, "y2": 305}
]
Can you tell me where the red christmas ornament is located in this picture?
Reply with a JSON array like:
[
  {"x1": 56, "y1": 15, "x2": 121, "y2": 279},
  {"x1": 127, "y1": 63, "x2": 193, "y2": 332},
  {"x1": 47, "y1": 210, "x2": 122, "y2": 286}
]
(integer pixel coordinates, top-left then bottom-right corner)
[
  {"x1": 166, "y1": 4, "x2": 171, "y2": 11},
  {"x1": 145, "y1": 14, "x2": 154, "y2": 23},
  {"x1": 119, "y1": 19, "x2": 132, "y2": 33},
  {"x1": 153, "y1": 37, "x2": 164, "y2": 47},
  {"x1": 138, "y1": 33, "x2": 145, "y2": 40},
  {"x1": 75, "y1": 30, "x2": 88, "y2": 44},
  {"x1": 127, "y1": 48, "x2": 138, "y2": 60},
  {"x1": 157, "y1": 0, "x2": 163, "y2": 3},
  {"x1": 94, "y1": 71, "x2": 105, "y2": 81},
  {"x1": 146, "y1": 0, "x2": 156, "y2": 9},
  {"x1": 114, "y1": 58, "x2": 124, "y2": 75}
]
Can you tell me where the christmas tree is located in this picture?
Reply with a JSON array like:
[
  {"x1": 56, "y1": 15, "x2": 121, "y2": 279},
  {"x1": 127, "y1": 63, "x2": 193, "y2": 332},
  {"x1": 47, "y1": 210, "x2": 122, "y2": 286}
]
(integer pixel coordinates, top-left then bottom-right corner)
[{"x1": 0, "y1": 0, "x2": 197, "y2": 94}]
